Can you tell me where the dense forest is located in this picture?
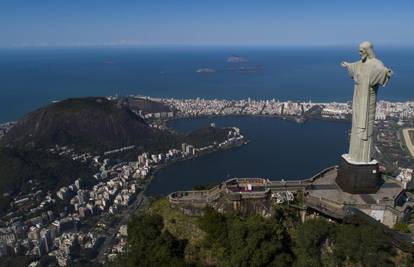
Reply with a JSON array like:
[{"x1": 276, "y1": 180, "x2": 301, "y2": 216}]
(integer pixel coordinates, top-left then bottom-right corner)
[{"x1": 112, "y1": 199, "x2": 413, "y2": 267}]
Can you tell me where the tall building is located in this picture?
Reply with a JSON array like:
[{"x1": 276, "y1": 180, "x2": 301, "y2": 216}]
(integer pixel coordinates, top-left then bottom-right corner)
[{"x1": 181, "y1": 143, "x2": 187, "y2": 152}]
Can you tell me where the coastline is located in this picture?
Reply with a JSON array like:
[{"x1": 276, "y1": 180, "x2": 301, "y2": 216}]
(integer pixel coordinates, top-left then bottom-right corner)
[
  {"x1": 144, "y1": 138, "x2": 249, "y2": 196},
  {"x1": 159, "y1": 113, "x2": 350, "y2": 132}
]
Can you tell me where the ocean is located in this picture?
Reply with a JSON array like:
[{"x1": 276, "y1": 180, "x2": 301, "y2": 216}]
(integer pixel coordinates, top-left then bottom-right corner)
[{"x1": 0, "y1": 46, "x2": 412, "y2": 123}]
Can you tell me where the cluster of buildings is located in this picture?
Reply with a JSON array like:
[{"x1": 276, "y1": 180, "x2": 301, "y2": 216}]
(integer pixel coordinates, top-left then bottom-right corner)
[
  {"x1": 377, "y1": 101, "x2": 414, "y2": 120},
  {"x1": 0, "y1": 124, "x2": 245, "y2": 265},
  {"x1": 373, "y1": 120, "x2": 414, "y2": 173},
  {"x1": 106, "y1": 225, "x2": 127, "y2": 262},
  {"x1": 0, "y1": 171, "x2": 109, "y2": 265},
  {"x1": 0, "y1": 202, "x2": 105, "y2": 266},
  {"x1": 155, "y1": 97, "x2": 414, "y2": 122},
  {"x1": 141, "y1": 110, "x2": 174, "y2": 120},
  {"x1": 47, "y1": 145, "x2": 96, "y2": 163},
  {"x1": 320, "y1": 102, "x2": 351, "y2": 120}
]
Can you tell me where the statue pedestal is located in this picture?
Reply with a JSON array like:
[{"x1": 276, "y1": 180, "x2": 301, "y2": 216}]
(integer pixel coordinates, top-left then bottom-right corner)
[{"x1": 335, "y1": 154, "x2": 380, "y2": 194}]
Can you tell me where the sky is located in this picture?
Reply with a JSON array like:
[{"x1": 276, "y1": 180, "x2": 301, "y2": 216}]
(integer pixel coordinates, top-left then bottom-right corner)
[{"x1": 0, "y1": 0, "x2": 414, "y2": 47}]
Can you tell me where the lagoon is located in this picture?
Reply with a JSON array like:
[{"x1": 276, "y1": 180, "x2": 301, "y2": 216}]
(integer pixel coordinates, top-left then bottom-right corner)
[{"x1": 146, "y1": 116, "x2": 349, "y2": 196}]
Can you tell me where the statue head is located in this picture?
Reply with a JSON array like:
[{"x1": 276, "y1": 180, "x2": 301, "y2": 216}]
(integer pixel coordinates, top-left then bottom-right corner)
[{"x1": 359, "y1": 41, "x2": 375, "y2": 61}]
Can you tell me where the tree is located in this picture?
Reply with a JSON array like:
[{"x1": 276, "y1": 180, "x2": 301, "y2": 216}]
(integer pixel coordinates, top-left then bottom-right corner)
[
  {"x1": 293, "y1": 219, "x2": 332, "y2": 267},
  {"x1": 197, "y1": 207, "x2": 228, "y2": 245},
  {"x1": 393, "y1": 221, "x2": 410, "y2": 233},
  {"x1": 332, "y1": 224, "x2": 394, "y2": 267},
  {"x1": 122, "y1": 213, "x2": 187, "y2": 267},
  {"x1": 198, "y1": 209, "x2": 293, "y2": 267},
  {"x1": 226, "y1": 216, "x2": 292, "y2": 267}
]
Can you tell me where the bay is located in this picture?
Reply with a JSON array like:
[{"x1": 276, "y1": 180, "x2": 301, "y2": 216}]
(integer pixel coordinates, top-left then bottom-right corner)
[{"x1": 146, "y1": 116, "x2": 349, "y2": 196}]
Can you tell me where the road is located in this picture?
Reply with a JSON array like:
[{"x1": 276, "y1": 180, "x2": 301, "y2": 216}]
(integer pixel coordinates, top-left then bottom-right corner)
[{"x1": 95, "y1": 190, "x2": 148, "y2": 263}]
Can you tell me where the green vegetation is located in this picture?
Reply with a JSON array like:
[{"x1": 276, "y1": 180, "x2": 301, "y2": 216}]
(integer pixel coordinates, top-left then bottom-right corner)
[
  {"x1": 113, "y1": 199, "x2": 401, "y2": 267},
  {"x1": 0, "y1": 146, "x2": 97, "y2": 216},
  {"x1": 198, "y1": 208, "x2": 293, "y2": 267},
  {"x1": 114, "y1": 213, "x2": 187, "y2": 267},
  {"x1": 294, "y1": 219, "x2": 394, "y2": 267},
  {"x1": 331, "y1": 223, "x2": 393, "y2": 266},
  {"x1": 293, "y1": 219, "x2": 332, "y2": 266},
  {"x1": 184, "y1": 126, "x2": 229, "y2": 148},
  {"x1": 149, "y1": 198, "x2": 204, "y2": 240},
  {"x1": 47, "y1": 97, "x2": 120, "y2": 114},
  {"x1": 121, "y1": 96, "x2": 173, "y2": 114},
  {"x1": 394, "y1": 221, "x2": 410, "y2": 233}
]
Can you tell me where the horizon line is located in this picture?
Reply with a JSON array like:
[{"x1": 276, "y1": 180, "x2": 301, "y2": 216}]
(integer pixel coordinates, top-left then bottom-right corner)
[{"x1": 1, "y1": 42, "x2": 414, "y2": 49}]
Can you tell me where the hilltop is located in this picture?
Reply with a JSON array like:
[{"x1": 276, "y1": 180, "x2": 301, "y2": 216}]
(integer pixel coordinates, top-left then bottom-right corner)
[
  {"x1": 1, "y1": 97, "x2": 225, "y2": 154},
  {"x1": 1, "y1": 97, "x2": 166, "y2": 153},
  {"x1": 0, "y1": 97, "x2": 236, "y2": 216}
]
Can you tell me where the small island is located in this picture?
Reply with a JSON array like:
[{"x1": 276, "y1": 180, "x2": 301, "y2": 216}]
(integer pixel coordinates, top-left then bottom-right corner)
[
  {"x1": 227, "y1": 55, "x2": 248, "y2": 63},
  {"x1": 196, "y1": 68, "x2": 216, "y2": 73}
]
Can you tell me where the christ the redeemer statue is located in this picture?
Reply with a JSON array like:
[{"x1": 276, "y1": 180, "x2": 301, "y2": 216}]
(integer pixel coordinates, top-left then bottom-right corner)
[{"x1": 341, "y1": 41, "x2": 393, "y2": 164}]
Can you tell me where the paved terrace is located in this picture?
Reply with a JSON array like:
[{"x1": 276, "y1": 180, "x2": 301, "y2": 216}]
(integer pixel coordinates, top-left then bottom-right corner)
[
  {"x1": 169, "y1": 178, "x2": 272, "y2": 206},
  {"x1": 169, "y1": 185, "x2": 222, "y2": 207},
  {"x1": 168, "y1": 166, "x2": 404, "y2": 212},
  {"x1": 306, "y1": 167, "x2": 403, "y2": 207},
  {"x1": 168, "y1": 167, "x2": 337, "y2": 206}
]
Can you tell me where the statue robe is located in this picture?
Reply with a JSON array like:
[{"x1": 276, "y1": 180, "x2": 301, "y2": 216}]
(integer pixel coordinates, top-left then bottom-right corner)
[{"x1": 346, "y1": 58, "x2": 390, "y2": 163}]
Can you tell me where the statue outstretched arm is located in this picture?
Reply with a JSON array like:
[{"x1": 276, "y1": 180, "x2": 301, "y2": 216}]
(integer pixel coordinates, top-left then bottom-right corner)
[
  {"x1": 381, "y1": 68, "x2": 393, "y2": 87},
  {"x1": 340, "y1": 61, "x2": 358, "y2": 80}
]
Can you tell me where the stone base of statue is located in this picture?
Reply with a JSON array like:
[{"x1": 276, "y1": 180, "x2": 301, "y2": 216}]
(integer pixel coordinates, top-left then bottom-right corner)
[{"x1": 335, "y1": 154, "x2": 380, "y2": 194}]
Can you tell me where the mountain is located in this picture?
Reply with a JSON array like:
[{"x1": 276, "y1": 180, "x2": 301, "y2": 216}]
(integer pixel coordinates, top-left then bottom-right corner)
[
  {"x1": 0, "y1": 97, "x2": 233, "y2": 215},
  {"x1": 1, "y1": 97, "x2": 166, "y2": 153}
]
